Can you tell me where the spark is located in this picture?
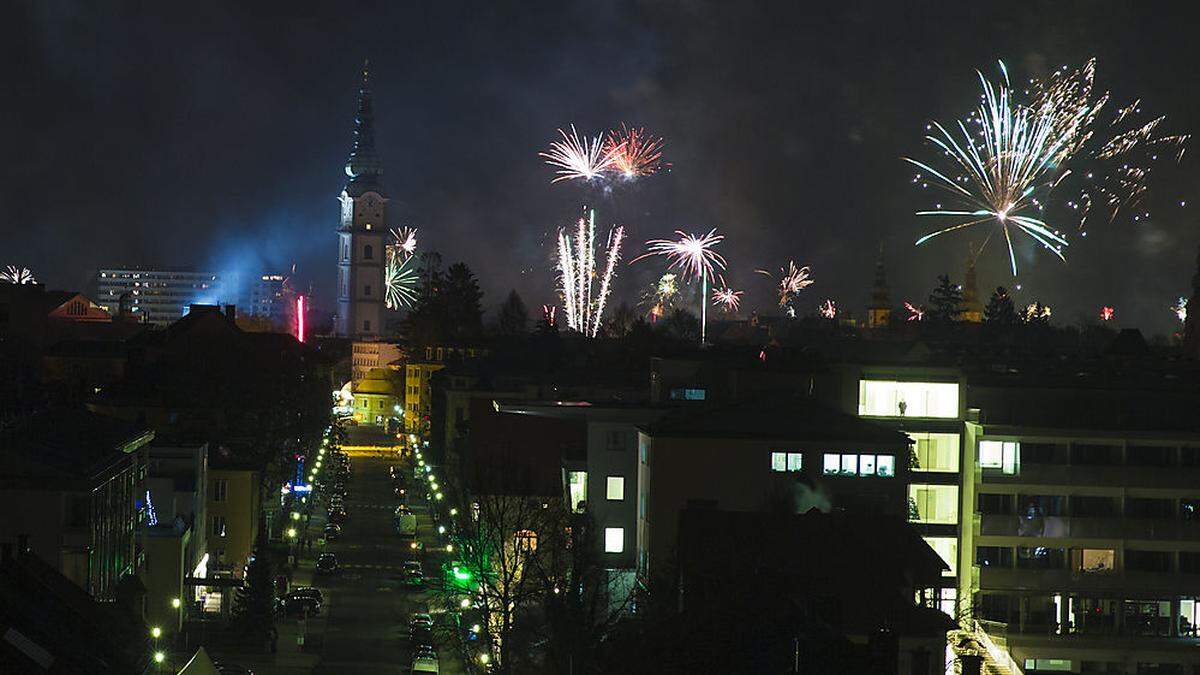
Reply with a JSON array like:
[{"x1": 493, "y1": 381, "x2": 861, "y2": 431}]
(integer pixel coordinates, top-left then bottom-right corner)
[
  {"x1": 540, "y1": 125, "x2": 618, "y2": 183},
  {"x1": 1024, "y1": 302, "x2": 1052, "y2": 321},
  {"x1": 640, "y1": 273, "x2": 678, "y2": 320},
  {"x1": 906, "y1": 59, "x2": 1187, "y2": 276},
  {"x1": 1173, "y1": 296, "x2": 1188, "y2": 323},
  {"x1": 385, "y1": 251, "x2": 419, "y2": 310},
  {"x1": 1, "y1": 266, "x2": 36, "y2": 284},
  {"x1": 1099, "y1": 305, "x2": 1115, "y2": 321},
  {"x1": 712, "y1": 287, "x2": 743, "y2": 313},
  {"x1": 819, "y1": 299, "x2": 837, "y2": 319},
  {"x1": 541, "y1": 304, "x2": 556, "y2": 327},
  {"x1": 604, "y1": 124, "x2": 665, "y2": 179},
  {"x1": 904, "y1": 301, "x2": 924, "y2": 321},
  {"x1": 556, "y1": 208, "x2": 625, "y2": 337},
  {"x1": 756, "y1": 261, "x2": 813, "y2": 309}
]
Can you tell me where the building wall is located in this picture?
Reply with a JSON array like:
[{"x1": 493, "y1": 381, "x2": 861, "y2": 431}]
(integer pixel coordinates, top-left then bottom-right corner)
[
  {"x1": 643, "y1": 434, "x2": 908, "y2": 576},
  {"x1": 586, "y1": 422, "x2": 640, "y2": 571},
  {"x1": 206, "y1": 468, "x2": 260, "y2": 577},
  {"x1": 405, "y1": 362, "x2": 445, "y2": 434},
  {"x1": 143, "y1": 531, "x2": 187, "y2": 632},
  {"x1": 351, "y1": 341, "x2": 402, "y2": 383}
]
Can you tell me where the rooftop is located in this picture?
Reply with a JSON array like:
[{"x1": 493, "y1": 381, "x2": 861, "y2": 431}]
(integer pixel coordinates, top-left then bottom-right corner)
[{"x1": 644, "y1": 396, "x2": 909, "y2": 445}]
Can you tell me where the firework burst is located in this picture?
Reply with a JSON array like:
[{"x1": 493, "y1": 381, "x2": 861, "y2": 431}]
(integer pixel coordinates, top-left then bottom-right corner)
[
  {"x1": 1099, "y1": 305, "x2": 1115, "y2": 321},
  {"x1": 1, "y1": 266, "x2": 36, "y2": 284},
  {"x1": 757, "y1": 261, "x2": 813, "y2": 309},
  {"x1": 385, "y1": 252, "x2": 419, "y2": 310},
  {"x1": 1173, "y1": 296, "x2": 1188, "y2": 323},
  {"x1": 557, "y1": 209, "x2": 625, "y2": 337},
  {"x1": 640, "y1": 273, "x2": 679, "y2": 321},
  {"x1": 712, "y1": 287, "x2": 743, "y2": 313},
  {"x1": 540, "y1": 125, "x2": 618, "y2": 183},
  {"x1": 633, "y1": 229, "x2": 727, "y2": 342},
  {"x1": 904, "y1": 301, "x2": 924, "y2": 322},
  {"x1": 907, "y1": 59, "x2": 1187, "y2": 275},
  {"x1": 819, "y1": 299, "x2": 837, "y2": 319},
  {"x1": 389, "y1": 226, "x2": 418, "y2": 257},
  {"x1": 604, "y1": 124, "x2": 665, "y2": 179}
]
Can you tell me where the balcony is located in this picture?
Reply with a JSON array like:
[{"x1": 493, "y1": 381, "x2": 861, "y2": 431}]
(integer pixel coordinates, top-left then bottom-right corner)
[
  {"x1": 979, "y1": 514, "x2": 1200, "y2": 541},
  {"x1": 983, "y1": 463, "x2": 1200, "y2": 489},
  {"x1": 979, "y1": 567, "x2": 1200, "y2": 595}
]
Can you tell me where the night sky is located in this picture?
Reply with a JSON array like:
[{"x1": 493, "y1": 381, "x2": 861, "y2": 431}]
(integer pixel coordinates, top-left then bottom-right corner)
[{"x1": 5, "y1": 1, "x2": 1199, "y2": 334}]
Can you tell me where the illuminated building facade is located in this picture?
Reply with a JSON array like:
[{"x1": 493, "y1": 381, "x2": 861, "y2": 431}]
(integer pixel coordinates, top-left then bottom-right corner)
[
  {"x1": 335, "y1": 63, "x2": 387, "y2": 339},
  {"x1": 95, "y1": 266, "x2": 230, "y2": 325},
  {"x1": 249, "y1": 273, "x2": 290, "y2": 325}
]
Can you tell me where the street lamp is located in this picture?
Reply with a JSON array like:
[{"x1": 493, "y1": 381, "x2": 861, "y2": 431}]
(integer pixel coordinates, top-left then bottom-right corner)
[
  {"x1": 154, "y1": 651, "x2": 165, "y2": 664},
  {"x1": 460, "y1": 598, "x2": 471, "y2": 608},
  {"x1": 450, "y1": 508, "x2": 458, "y2": 516},
  {"x1": 291, "y1": 511, "x2": 300, "y2": 521},
  {"x1": 479, "y1": 653, "x2": 490, "y2": 665},
  {"x1": 150, "y1": 626, "x2": 162, "y2": 639},
  {"x1": 436, "y1": 493, "x2": 444, "y2": 501},
  {"x1": 437, "y1": 525, "x2": 446, "y2": 535},
  {"x1": 171, "y1": 597, "x2": 181, "y2": 609},
  {"x1": 287, "y1": 527, "x2": 297, "y2": 539}
]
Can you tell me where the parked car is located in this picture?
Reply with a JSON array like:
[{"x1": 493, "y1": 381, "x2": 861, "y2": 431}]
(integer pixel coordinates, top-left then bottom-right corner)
[
  {"x1": 410, "y1": 625, "x2": 434, "y2": 649},
  {"x1": 411, "y1": 655, "x2": 439, "y2": 674},
  {"x1": 289, "y1": 586, "x2": 324, "y2": 604},
  {"x1": 413, "y1": 645, "x2": 438, "y2": 661},
  {"x1": 410, "y1": 612, "x2": 434, "y2": 629},
  {"x1": 212, "y1": 661, "x2": 255, "y2": 675},
  {"x1": 328, "y1": 508, "x2": 348, "y2": 524},
  {"x1": 316, "y1": 553, "x2": 339, "y2": 575},
  {"x1": 283, "y1": 592, "x2": 321, "y2": 616},
  {"x1": 323, "y1": 523, "x2": 342, "y2": 540}
]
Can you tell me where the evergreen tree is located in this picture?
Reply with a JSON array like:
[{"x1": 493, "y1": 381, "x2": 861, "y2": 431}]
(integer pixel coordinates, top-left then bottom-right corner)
[
  {"x1": 495, "y1": 290, "x2": 529, "y2": 336},
  {"x1": 983, "y1": 286, "x2": 1019, "y2": 325},
  {"x1": 927, "y1": 275, "x2": 963, "y2": 323},
  {"x1": 664, "y1": 308, "x2": 700, "y2": 342},
  {"x1": 604, "y1": 302, "x2": 637, "y2": 338},
  {"x1": 444, "y1": 262, "x2": 484, "y2": 341},
  {"x1": 406, "y1": 253, "x2": 447, "y2": 347},
  {"x1": 233, "y1": 523, "x2": 275, "y2": 639}
]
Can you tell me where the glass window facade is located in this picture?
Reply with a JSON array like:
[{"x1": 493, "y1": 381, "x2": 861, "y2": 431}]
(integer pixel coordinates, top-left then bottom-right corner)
[
  {"x1": 822, "y1": 453, "x2": 895, "y2": 477},
  {"x1": 770, "y1": 451, "x2": 802, "y2": 472},
  {"x1": 909, "y1": 484, "x2": 959, "y2": 524},
  {"x1": 979, "y1": 440, "x2": 1019, "y2": 474},
  {"x1": 923, "y1": 536, "x2": 958, "y2": 577},
  {"x1": 910, "y1": 432, "x2": 960, "y2": 472},
  {"x1": 858, "y1": 380, "x2": 959, "y2": 418}
]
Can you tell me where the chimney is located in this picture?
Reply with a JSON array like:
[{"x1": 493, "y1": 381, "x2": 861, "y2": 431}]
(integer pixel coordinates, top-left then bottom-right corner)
[{"x1": 224, "y1": 304, "x2": 237, "y2": 321}]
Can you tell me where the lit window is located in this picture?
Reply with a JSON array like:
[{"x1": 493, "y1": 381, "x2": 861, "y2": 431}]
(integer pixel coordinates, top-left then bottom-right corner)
[
  {"x1": 823, "y1": 454, "x2": 840, "y2": 475},
  {"x1": 923, "y1": 536, "x2": 958, "y2": 577},
  {"x1": 979, "y1": 440, "x2": 1019, "y2": 475},
  {"x1": 567, "y1": 471, "x2": 587, "y2": 513},
  {"x1": 876, "y1": 455, "x2": 895, "y2": 477},
  {"x1": 910, "y1": 433, "x2": 960, "y2": 472},
  {"x1": 840, "y1": 454, "x2": 858, "y2": 476},
  {"x1": 857, "y1": 380, "x2": 959, "y2": 418},
  {"x1": 669, "y1": 388, "x2": 707, "y2": 401},
  {"x1": 604, "y1": 527, "x2": 624, "y2": 553},
  {"x1": 908, "y1": 485, "x2": 959, "y2": 524},
  {"x1": 860, "y1": 454, "x2": 876, "y2": 476},
  {"x1": 606, "y1": 476, "x2": 625, "y2": 501},
  {"x1": 770, "y1": 452, "x2": 802, "y2": 472},
  {"x1": 1073, "y1": 548, "x2": 1114, "y2": 573}
]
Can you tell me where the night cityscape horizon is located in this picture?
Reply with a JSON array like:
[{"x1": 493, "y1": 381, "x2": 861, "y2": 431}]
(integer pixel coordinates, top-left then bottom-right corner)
[{"x1": 7, "y1": 3, "x2": 1200, "y2": 675}]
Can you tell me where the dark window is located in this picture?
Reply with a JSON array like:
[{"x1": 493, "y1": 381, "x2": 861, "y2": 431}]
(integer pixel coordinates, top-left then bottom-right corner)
[
  {"x1": 1183, "y1": 447, "x2": 1200, "y2": 467},
  {"x1": 1072, "y1": 495, "x2": 1116, "y2": 517},
  {"x1": 363, "y1": 320, "x2": 371, "y2": 332},
  {"x1": 979, "y1": 493, "x2": 1014, "y2": 515},
  {"x1": 1019, "y1": 494, "x2": 1066, "y2": 517},
  {"x1": 1182, "y1": 499, "x2": 1200, "y2": 521},
  {"x1": 977, "y1": 546, "x2": 1014, "y2": 568},
  {"x1": 1016, "y1": 547, "x2": 1065, "y2": 570},
  {"x1": 1021, "y1": 442, "x2": 1062, "y2": 464},
  {"x1": 1126, "y1": 498, "x2": 1173, "y2": 519},
  {"x1": 1071, "y1": 443, "x2": 1118, "y2": 466},
  {"x1": 364, "y1": 244, "x2": 374, "y2": 260},
  {"x1": 1181, "y1": 552, "x2": 1200, "y2": 573},
  {"x1": 1125, "y1": 550, "x2": 1172, "y2": 573},
  {"x1": 1127, "y1": 445, "x2": 1173, "y2": 467},
  {"x1": 364, "y1": 284, "x2": 372, "y2": 297}
]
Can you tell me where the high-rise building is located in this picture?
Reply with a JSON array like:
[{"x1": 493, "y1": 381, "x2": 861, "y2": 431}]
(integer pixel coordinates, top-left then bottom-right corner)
[
  {"x1": 249, "y1": 274, "x2": 290, "y2": 325},
  {"x1": 335, "y1": 62, "x2": 387, "y2": 339},
  {"x1": 95, "y1": 267, "x2": 230, "y2": 325}
]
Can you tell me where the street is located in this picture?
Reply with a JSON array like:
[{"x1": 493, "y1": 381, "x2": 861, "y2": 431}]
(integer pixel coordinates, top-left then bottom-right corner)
[{"x1": 312, "y1": 454, "x2": 467, "y2": 674}]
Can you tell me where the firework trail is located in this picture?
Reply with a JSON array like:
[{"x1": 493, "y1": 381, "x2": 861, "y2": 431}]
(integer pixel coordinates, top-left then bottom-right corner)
[
  {"x1": 540, "y1": 125, "x2": 619, "y2": 183},
  {"x1": 556, "y1": 209, "x2": 625, "y2": 337},
  {"x1": 904, "y1": 301, "x2": 924, "y2": 322},
  {"x1": 385, "y1": 252, "x2": 419, "y2": 310},
  {"x1": 756, "y1": 261, "x2": 813, "y2": 309},
  {"x1": 819, "y1": 299, "x2": 837, "y2": 319},
  {"x1": 633, "y1": 229, "x2": 727, "y2": 343},
  {"x1": 1173, "y1": 297, "x2": 1188, "y2": 323},
  {"x1": 907, "y1": 59, "x2": 1187, "y2": 275},
  {"x1": 541, "y1": 304, "x2": 556, "y2": 327},
  {"x1": 712, "y1": 287, "x2": 743, "y2": 313},
  {"x1": 604, "y1": 124, "x2": 666, "y2": 179},
  {"x1": 1, "y1": 266, "x2": 36, "y2": 284}
]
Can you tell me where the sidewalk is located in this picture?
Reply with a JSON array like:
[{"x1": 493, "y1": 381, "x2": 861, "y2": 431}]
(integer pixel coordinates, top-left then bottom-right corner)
[{"x1": 189, "y1": 510, "x2": 332, "y2": 674}]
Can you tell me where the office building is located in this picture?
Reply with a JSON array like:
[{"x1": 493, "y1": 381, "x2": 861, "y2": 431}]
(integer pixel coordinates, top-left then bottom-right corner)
[{"x1": 95, "y1": 267, "x2": 230, "y2": 325}]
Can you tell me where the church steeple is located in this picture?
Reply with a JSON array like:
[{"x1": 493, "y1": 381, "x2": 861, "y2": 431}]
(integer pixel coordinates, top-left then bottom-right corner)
[
  {"x1": 867, "y1": 243, "x2": 891, "y2": 328},
  {"x1": 344, "y1": 59, "x2": 383, "y2": 196}
]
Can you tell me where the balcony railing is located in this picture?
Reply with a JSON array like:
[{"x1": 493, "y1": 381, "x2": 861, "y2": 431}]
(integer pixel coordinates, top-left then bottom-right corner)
[
  {"x1": 979, "y1": 514, "x2": 1200, "y2": 541},
  {"x1": 983, "y1": 463, "x2": 1200, "y2": 489},
  {"x1": 978, "y1": 567, "x2": 1200, "y2": 595}
]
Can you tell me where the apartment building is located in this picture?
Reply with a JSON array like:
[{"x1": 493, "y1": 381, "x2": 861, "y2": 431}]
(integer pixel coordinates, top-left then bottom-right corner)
[{"x1": 95, "y1": 267, "x2": 231, "y2": 325}]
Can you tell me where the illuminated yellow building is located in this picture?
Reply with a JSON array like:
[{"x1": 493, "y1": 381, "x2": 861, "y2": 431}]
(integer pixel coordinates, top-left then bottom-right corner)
[{"x1": 352, "y1": 367, "x2": 404, "y2": 426}]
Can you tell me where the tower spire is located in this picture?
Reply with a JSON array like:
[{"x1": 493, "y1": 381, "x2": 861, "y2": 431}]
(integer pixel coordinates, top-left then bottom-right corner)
[
  {"x1": 867, "y1": 242, "x2": 891, "y2": 328},
  {"x1": 345, "y1": 58, "x2": 383, "y2": 192}
]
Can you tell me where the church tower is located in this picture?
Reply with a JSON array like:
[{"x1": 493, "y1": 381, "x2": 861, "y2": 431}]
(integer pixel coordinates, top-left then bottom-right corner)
[
  {"x1": 336, "y1": 62, "x2": 388, "y2": 338},
  {"x1": 867, "y1": 243, "x2": 891, "y2": 328},
  {"x1": 960, "y1": 247, "x2": 983, "y2": 323}
]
